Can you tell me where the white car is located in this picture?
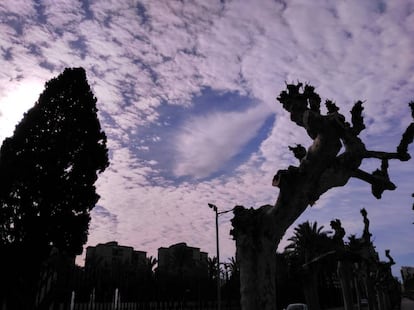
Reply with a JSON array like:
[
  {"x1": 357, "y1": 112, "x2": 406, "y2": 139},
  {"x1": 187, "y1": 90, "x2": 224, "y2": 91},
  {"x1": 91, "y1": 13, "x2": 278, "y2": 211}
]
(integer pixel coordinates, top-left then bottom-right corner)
[{"x1": 284, "y1": 303, "x2": 308, "y2": 310}]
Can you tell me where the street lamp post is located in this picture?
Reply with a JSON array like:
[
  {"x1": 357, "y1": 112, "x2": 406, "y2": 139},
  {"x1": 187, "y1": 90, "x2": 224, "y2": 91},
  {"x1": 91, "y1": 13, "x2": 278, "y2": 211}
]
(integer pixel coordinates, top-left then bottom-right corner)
[
  {"x1": 208, "y1": 203, "x2": 221, "y2": 310},
  {"x1": 208, "y1": 203, "x2": 234, "y2": 310}
]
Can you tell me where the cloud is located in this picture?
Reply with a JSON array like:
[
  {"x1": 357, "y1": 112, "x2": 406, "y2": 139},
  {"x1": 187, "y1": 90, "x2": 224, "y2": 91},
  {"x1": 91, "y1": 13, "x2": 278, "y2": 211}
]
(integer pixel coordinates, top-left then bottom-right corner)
[
  {"x1": 173, "y1": 103, "x2": 271, "y2": 178},
  {"x1": 89, "y1": 205, "x2": 119, "y2": 244}
]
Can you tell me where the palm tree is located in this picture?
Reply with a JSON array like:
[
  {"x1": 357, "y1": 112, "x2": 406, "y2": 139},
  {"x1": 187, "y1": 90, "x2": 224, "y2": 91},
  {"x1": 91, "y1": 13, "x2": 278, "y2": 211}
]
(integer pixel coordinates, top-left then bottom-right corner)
[
  {"x1": 146, "y1": 256, "x2": 157, "y2": 274},
  {"x1": 142, "y1": 256, "x2": 157, "y2": 300},
  {"x1": 208, "y1": 256, "x2": 219, "y2": 281},
  {"x1": 285, "y1": 221, "x2": 332, "y2": 310},
  {"x1": 227, "y1": 257, "x2": 239, "y2": 281},
  {"x1": 224, "y1": 256, "x2": 240, "y2": 301}
]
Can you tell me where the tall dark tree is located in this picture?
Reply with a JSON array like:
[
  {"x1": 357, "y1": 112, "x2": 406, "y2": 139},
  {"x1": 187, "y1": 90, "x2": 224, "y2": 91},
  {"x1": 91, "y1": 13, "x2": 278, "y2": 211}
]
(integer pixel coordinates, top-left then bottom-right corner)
[
  {"x1": 231, "y1": 83, "x2": 414, "y2": 310},
  {"x1": 329, "y1": 218, "x2": 355, "y2": 310},
  {"x1": 0, "y1": 67, "x2": 109, "y2": 308}
]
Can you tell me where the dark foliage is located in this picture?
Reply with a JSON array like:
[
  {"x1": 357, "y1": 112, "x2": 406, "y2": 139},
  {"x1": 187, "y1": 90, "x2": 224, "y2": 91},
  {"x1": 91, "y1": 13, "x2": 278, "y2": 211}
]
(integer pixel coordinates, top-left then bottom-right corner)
[{"x1": 0, "y1": 67, "x2": 109, "y2": 308}]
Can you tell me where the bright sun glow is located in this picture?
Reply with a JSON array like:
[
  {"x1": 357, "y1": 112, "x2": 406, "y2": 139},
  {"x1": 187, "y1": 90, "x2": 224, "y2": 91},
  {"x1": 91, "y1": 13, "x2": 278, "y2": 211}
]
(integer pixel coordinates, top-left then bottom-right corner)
[{"x1": 0, "y1": 79, "x2": 44, "y2": 143}]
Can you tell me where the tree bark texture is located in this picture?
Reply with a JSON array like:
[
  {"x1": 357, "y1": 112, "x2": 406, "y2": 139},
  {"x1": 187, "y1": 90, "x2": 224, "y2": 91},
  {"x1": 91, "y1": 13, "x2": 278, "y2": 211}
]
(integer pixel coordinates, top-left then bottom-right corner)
[{"x1": 232, "y1": 206, "x2": 277, "y2": 310}]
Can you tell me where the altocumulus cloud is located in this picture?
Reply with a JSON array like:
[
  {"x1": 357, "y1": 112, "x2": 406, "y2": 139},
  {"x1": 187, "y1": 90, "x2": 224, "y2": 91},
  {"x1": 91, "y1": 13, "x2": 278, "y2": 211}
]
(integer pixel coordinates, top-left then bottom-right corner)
[
  {"x1": 173, "y1": 103, "x2": 271, "y2": 179},
  {"x1": 0, "y1": 0, "x2": 413, "y2": 275}
]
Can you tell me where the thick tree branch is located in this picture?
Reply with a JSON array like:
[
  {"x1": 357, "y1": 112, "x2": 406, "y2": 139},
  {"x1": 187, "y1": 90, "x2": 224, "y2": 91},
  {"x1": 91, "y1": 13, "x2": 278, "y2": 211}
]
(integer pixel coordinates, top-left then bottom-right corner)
[
  {"x1": 350, "y1": 100, "x2": 365, "y2": 135},
  {"x1": 385, "y1": 249, "x2": 395, "y2": 266},
  {"x1": 352, "y1": 167, "x2": 396, "y2": 199},
  {"x1": 274, "y1": 83, "x2": 414, "y2": 209},
  {"x1": 364, "y1": 150, "x2": 407, "y2": 161},
  {"x1": 288, "y1": 144, "x2": 306, "y2": 162},
  {"x1": 396, "y1": 102, "x2": 414, "y2": 158}
]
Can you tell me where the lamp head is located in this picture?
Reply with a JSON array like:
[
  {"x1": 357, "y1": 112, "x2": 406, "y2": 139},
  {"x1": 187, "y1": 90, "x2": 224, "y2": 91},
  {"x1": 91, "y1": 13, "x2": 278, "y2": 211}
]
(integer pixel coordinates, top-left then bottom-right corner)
[{"x1": 208, "y1": 203, "x2": 217, "y2": 212}]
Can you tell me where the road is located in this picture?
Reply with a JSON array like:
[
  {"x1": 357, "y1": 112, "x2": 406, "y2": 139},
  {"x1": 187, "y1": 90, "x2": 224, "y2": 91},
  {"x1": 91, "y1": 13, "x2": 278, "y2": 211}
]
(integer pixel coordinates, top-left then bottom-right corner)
[{"x1": 401, "y1": 297, "x2": 414, "y2": 310}]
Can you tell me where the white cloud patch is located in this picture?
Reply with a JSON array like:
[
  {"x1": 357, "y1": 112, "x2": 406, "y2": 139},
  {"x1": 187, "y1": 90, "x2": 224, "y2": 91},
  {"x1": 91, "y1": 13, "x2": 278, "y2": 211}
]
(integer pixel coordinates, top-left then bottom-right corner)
[{"x1": 173, "y1": 103, "x2": 271, "y2": 178}]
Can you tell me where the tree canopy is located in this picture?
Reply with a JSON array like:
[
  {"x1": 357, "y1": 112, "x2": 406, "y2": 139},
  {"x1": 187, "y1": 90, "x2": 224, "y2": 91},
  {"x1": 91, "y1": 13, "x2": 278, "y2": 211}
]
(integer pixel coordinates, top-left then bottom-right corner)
[{"x1": 0, "y1": 67, "x2": 109, "y2": 258}]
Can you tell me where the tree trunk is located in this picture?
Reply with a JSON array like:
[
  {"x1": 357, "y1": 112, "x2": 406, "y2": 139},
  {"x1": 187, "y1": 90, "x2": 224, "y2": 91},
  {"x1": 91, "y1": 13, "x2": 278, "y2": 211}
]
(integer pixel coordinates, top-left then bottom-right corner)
[
  {"x1": 354, "y1": 274, "x2": 361, "y2": 310},
  {"x1": 377, "y1": 289, "x2": 385, "y2": 310},
  {"x1": 383, "y1": 290, "x2": 391, "y2": 310},
  {"x1": 364, "y1": 276, "x2": 377, "y2": 310},
  {"x1": 302, "y1": 269, "x2": 321, "y2": 310},
  {"x1": 337, "y1": 260, "x2": 354, "y2": 310},
  {"x1": 232, "y1": 206, "x2": 277, "y2": 310},
  {"x1": 231, "y1": 168, "x2": 323, "y2": 310}
]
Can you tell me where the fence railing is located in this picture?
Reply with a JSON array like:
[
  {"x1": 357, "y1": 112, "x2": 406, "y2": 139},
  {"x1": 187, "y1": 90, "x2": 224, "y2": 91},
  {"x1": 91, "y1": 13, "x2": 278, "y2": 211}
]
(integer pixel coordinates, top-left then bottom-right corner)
[{"x1": 54, "y1": 300, "x2": 240, "y2": 310}]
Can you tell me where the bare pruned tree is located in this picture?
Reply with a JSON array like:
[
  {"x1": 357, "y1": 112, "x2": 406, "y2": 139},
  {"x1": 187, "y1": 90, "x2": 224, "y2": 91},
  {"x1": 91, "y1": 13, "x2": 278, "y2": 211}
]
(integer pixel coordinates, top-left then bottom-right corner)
[{"x1": 231, "y1": 83, "x2": 413, "y2": 310}]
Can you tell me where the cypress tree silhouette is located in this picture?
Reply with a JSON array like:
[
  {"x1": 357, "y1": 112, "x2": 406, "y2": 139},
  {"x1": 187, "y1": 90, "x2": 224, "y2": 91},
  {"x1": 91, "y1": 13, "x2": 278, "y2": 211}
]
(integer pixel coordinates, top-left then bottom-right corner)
[{"x1": 0, "y1": 67, "x2": 109, "y2": 308}]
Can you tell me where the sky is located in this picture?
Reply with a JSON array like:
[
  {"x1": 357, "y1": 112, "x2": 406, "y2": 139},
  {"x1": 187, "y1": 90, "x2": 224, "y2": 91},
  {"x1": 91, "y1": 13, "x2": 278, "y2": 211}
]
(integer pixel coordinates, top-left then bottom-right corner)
[{"x1": 0, "y1": 0, "x2": 413, "y2": 278}]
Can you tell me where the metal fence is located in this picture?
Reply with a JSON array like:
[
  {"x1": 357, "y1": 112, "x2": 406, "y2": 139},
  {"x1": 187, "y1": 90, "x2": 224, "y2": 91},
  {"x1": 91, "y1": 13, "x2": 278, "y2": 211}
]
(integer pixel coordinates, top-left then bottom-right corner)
[{"x1": 54, "y1": 300, "x2": 240, "y2": 310}]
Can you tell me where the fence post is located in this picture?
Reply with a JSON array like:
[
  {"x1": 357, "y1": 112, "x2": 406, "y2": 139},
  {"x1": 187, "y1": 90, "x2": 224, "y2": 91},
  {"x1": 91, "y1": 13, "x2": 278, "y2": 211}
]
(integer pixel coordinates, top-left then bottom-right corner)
[{"x1": 70, "y1": 291, "x2": 75, "y2": 310}]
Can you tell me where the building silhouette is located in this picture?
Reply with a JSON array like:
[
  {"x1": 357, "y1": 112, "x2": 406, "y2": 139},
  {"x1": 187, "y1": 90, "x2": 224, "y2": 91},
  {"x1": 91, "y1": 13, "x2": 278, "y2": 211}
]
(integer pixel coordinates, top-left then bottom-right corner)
[
  {"x1": 156, "y1": 242, "x2": 211, "y2": 301},
  {"x1": 67, "y1": 241, "x2": 216, "y2": 303},
  {"x1": 85, "y1": 241, "x2": 147, "y2": 270},
  {"x1": 84, "y1": 241, "x2": 148, "y2": 301},
  {"x1": 157, "y1": 242, "x2": 208, "y2": 278}
]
